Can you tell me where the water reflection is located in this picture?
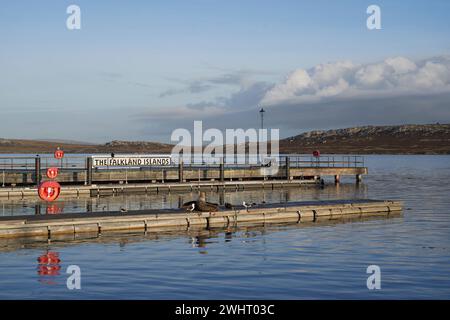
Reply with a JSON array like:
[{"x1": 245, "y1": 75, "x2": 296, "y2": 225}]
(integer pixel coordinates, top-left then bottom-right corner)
[
  {"x1": 0, "y1": 211, "x2": 400, "y2": 255},
  {"x1": 191, "y1": 236, "x2": 208, "y2": 254},
  {"x1": 0, "y1": 212, "x2": 402, "y2": 293},
  {"x1": 1, "y1": 155, "x2": 448, "y2": 299},
  {"x1": 46, "y1": 204, "x2": 64, "y2": 215},
  {"x1": 0, "y1": 183, "x2": 368, "y2": 217},
  {"x1": 37, "y1": 251, "x2": 61, "y2": 285}
]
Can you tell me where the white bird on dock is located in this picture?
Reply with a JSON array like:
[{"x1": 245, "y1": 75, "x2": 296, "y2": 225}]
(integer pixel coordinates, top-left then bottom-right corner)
[
  {"x1": 187, "y1": 203, "x2": 195, "y2": 213},
  {"x1": 120, "y1": 207, "x2": 128, "y2": 213},
  {"x1": 243, "y1": 201, "x2": 252, "y2": 212}
]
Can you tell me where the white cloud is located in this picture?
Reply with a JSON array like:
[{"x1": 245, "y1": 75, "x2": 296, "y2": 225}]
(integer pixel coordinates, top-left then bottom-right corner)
[
  {"x1": 407, "y1": 61, "x2": 449, "y2": 88},
  {"x1": 311, "y1": 60, "x2": 355, "y2": 85},
  {"x1": 261, "y1": 55, "x2": 450, "y2": 106},
  {"x1": 136, "y1": 54, "x2": 450, "y2": 134},
  {"x1": 385, "y1": 56, "x2": 417, "y2": 74}
]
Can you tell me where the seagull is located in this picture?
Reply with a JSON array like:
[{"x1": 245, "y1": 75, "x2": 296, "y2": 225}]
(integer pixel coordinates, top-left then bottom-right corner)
[
  {"x1": 261, "y1": 161, "x2": 272, "y2": 168},
  {"x1": 187, "y1": 203, "x2": 195, "y2": 213},
  {"x1": 243, "y1": 201, "x2": 252, "y2": 212},
  {"x1": 120, "y1": 207, "x2": 128, "y2": 213}
]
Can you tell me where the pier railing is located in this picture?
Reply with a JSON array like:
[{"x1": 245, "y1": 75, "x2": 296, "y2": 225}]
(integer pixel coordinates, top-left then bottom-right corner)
[
  {"x1": 285, "y1": 155, "x2": 364, "y2": 168},
  {"x1": 0, "y1": 154, "x2": 365, "y2": 171},
  {"x1": 175, "y1": 155, "x2": 365, "y2": 168},
  {"x1": 0, "y1": 156, "x2": 87, "y2": 171},
  {"x1": 0, "y1": 154, "x2": 366, "y2": 186}
]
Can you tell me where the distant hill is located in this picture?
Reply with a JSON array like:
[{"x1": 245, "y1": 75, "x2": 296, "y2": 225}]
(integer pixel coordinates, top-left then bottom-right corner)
[
  {"x1": 0, "y1": 138, "x2": 173, "y2": 154},
  {"x1": 279, "y1": 124, "x2": 450, "y2": 154},
  {"x1": 1, "y1": 124, "x2": 449, "y2": 154},
  {"x1": 34, "y1": 139, "x2": 97, "y2": 145}
]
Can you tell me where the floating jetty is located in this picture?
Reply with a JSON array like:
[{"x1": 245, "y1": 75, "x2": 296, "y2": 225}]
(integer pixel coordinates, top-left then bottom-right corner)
[
  {"x1": 0, "y1": 212, "x2": 402, "y2": 252},
  {"x1": 1, "y1": 180, "x2": 320, "y2": 199},
  {"x1": 0, "y1": 155, "x2": 367, "y2": 186},
  {"x1": 0, "y1": 199, "x2": 402, "y2": 239},
  {"x1": 0, "y1": 155, "x2": 367, "y2": 198}
]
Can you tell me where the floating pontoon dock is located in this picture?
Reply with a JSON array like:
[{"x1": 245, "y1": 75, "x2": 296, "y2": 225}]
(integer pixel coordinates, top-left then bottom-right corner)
[
  {"x1": 0, "y1": 155, "x2": 367, "y2": 187},
  {"x1": 0, "y1": 199, "x2": 402, "y2": 239},
  {"x1": 0, "y1": 155, "x2": 368, "y2": 199},
  {"x1": 0, "y1": 179, "x2": 331, "y2": 199}
]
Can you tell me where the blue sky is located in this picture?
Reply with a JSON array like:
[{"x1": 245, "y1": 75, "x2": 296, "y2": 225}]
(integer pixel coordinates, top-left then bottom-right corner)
[{"x1": 1, "y1": 0, "x2": 450, "y2": 143}]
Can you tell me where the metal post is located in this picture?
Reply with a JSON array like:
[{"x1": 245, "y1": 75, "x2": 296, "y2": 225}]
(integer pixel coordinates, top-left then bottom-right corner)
[
  {"x1": 86, "y1": 157, "x2": 93, "y2": 185},
  {"x1": 220, "y1": 157, "x2": 224, "y2": 182},
  {"x1": 285, "y1": 157, "x2": 290, "y2": 180},
  {"x1": 179, "y1": 159, "x2": 184, "y2": 182},
  {"x1": 259, "y1": 107, "x2": 265, "y2": 130},
  {"x1": 219, "y1": 189, "x2": 225, "y2": 205},
  {"x1": 35, "y1": 157, "x2": 41, "y2": 186}
]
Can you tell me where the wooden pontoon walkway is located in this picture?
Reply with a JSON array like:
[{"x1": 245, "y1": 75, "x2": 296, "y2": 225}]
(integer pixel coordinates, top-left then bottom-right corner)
[
  {"x1": 0, "y1": 179, "x2": 319, "y2": 199},
  {"x1": 0, "y1": 199, "x2": 402, "y2": 239},
  {"x1": 0, "y1": 155, "x2": 367, "y2": 188}
]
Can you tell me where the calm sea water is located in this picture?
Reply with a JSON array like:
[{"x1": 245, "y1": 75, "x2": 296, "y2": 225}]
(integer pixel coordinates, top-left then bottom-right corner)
[{"x1": 0, "y1": 155, "x2": 449, "y2": 299}]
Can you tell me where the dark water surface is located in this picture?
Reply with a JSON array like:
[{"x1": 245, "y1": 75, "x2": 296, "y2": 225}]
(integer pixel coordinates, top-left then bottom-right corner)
[{"x1": 0, "y1": 155, "x2": 449, "y2": 299}]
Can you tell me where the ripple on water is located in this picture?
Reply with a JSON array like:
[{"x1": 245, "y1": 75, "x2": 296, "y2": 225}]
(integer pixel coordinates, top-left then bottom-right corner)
[{"x1": 0, "y1": 155, "x2": 450, "y2": 299}]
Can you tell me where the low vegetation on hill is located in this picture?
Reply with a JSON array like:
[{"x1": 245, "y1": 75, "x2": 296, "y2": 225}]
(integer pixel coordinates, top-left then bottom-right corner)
[
  {"x1": 1, "y1": 124, "x2": 449, "y2": 154},
  {"x1": 279, "y1": 124, "x2": 450, "y2": 154}
]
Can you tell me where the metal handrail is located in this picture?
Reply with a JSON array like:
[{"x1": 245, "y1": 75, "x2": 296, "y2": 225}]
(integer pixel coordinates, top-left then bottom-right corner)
[{"x1": 0, "y1": 154, "x2": 366, "y2": 170}]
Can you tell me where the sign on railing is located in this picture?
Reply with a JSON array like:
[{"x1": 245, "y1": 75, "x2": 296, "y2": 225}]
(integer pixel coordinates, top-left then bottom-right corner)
[
  {"x1": 0, "y1": 154, "x2": 365, "y2": 170},
  {"x1": 91, "y1": 156, "x2": 172, "y2": 168}
]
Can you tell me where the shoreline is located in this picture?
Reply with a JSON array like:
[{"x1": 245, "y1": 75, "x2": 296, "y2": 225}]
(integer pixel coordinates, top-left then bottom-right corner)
[
  {"x1": 1, "y1": 151, "x2": 450, "y2": 155},
  {"x1": 2, "y1": 124, "x2": 449, "y2": 155}
]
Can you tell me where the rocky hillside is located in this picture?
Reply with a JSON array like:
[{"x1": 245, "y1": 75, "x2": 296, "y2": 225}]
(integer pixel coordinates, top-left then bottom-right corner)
[
  {"x1": 279, "y1": 124, "x2": 450, "y2": 154},
  {"x1": 103, "y1": 140, "x2": 173, "y2": 153},
  {"x1": 0, "y1": 139, "x2": 173, "y2": 154},
  {"x1": 1, "y1": 124, "x2": 449, "y2": 154}
]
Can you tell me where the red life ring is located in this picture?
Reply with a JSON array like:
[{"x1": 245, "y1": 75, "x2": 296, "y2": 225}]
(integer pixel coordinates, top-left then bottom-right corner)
[
  {"x1": 38, "y1": 181, "x2": 61, "y2": 202},
  {"x1": 46, "y1": 167, "x2": 59, "y2": 179},
  {"x1": 313, "y1": 150, "x2": 320, "y2": 157},
  {"x1": 54, "y1": 149, "x2": 64, "y2": 159}
]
